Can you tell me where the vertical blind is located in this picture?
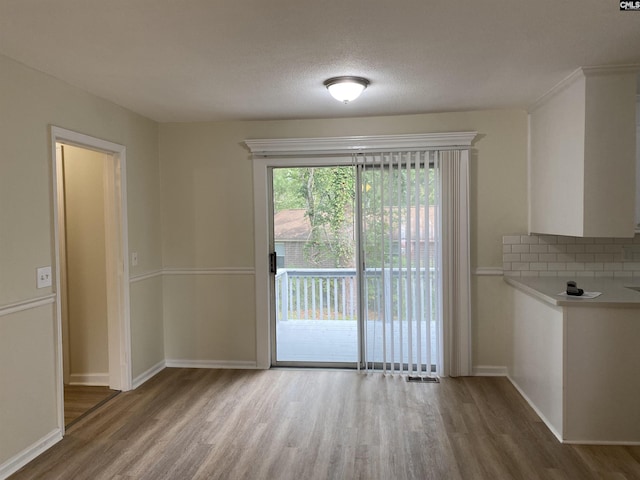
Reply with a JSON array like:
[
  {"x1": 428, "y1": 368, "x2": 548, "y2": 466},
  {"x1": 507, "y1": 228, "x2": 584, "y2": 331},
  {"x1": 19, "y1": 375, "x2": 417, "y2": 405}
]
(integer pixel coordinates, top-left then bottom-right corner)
[
  {"x1": 358, "y1": 151, "x2": 441, "y2": 376},
  {"x1": 358, "y1": 148, "x2": 472, "y2": 377}
]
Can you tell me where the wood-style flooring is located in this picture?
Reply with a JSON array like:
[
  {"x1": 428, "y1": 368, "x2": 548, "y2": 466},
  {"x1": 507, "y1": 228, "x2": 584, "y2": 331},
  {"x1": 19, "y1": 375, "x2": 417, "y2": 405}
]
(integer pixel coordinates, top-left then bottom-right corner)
[
  {"x1": 11, "y1": 368, "x2": 640, "y2": 480},
  {"x1": 64, "y1": 385, "x2": 120, "y2": 427}
]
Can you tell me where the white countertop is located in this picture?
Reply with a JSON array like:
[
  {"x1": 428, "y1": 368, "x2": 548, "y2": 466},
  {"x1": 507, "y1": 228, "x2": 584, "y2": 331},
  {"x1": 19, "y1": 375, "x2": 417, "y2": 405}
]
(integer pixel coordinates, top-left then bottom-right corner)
[{"x1": 504, "y1": 276, "x2": 640, "y2": 307}]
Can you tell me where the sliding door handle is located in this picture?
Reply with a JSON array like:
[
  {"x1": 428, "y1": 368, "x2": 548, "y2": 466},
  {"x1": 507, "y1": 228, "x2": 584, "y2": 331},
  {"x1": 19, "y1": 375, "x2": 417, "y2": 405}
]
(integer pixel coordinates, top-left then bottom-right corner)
[{"x1": 269, "y1": 252, "x2": 278, "y2": 274}]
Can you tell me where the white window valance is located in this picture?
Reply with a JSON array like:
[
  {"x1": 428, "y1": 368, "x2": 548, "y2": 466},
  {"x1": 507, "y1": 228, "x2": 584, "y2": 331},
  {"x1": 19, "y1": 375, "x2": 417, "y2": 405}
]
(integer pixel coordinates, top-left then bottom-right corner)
[{"x1": 245, "y1": 132, "x2": 477, "y2": 157}]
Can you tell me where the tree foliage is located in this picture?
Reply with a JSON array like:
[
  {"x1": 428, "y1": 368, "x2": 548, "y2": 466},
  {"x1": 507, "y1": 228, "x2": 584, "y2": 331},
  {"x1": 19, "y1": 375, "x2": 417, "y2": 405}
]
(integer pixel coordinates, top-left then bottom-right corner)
[{"x1": 273, "y1": 167, "x2": 355, "y2": 268}]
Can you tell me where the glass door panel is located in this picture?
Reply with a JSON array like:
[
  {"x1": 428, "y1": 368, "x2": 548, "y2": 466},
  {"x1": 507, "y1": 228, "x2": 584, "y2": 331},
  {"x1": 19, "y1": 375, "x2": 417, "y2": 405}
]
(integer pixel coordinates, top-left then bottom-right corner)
[{"x1": 271, "y1": 166, "x2": 358, "y2": 365}]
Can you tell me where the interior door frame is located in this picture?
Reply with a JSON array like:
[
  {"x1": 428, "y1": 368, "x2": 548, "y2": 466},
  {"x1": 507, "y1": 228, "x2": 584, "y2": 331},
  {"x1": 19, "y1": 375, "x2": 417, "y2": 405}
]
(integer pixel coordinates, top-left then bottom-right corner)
[{"x1": 51, "y1": 126, "x2": 132, "y2": 433}]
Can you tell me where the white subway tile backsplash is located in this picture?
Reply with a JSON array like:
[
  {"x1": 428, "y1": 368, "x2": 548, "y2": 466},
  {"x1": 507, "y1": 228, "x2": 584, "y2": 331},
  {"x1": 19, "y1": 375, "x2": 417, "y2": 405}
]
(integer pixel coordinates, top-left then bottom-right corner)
[
  {"x1": 549, "y1": 262, "x2": 567, "y2": 271},
  {"x1": 604, "y1": 263, "x2": 623, "y2": 271},
  {"x1": 537, "y1": 235, "x2": 558, "y2": 245},
  {"x1": 521, "y1": 271, "x2": 540, "y2": 277},
  {"x1": 539, "y1": 271, "x2": 558, "y2": 277},
  {"x1": 503, "y1": 253, "x2": 521, "y2": 262},
  {"x1": 575, "y1": 237, "x2": 595, "y2": 244},
  {"x1": 512, "y1": 244, "x2": 530, "y2": 253},
  {"x1": 584, "y1": 263, "x2": 603, "y2": 271},
  {"x1": 557, "y1": 236, "x2": 576, "y2": 244},
  {"x1": 576, "y1": 271, "x2": 595, "y2": 278},
  {"x1": 530, "y1": 262, "x2": 548, "y2": 271},
  {"x1": 502, "y1": 234, "x2": 640, "y2": 277},
  {"x1": 503, "y1": 235, "x2": 521, "y2": 245}
]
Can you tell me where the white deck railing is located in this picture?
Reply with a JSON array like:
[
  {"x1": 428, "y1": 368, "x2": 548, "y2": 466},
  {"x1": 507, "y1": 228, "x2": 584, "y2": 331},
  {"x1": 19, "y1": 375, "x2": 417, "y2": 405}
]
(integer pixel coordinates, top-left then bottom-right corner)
[{"x1": 275, "y1": 268, "x2": 436, "y2": 323}]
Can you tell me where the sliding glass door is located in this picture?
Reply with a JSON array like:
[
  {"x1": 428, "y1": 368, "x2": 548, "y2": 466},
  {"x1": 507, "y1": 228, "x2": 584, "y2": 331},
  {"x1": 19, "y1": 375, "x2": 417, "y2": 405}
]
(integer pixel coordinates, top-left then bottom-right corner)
[{"x1": 270, "y1": 156, "x2": 440, "y2": 373}]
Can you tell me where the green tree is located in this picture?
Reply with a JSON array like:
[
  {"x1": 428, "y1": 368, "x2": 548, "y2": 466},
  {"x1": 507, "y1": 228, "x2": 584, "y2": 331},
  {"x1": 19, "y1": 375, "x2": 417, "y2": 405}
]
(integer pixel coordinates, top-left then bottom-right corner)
[{"x1": 273, "y1": 167, "x2": 355, "y2": 268}]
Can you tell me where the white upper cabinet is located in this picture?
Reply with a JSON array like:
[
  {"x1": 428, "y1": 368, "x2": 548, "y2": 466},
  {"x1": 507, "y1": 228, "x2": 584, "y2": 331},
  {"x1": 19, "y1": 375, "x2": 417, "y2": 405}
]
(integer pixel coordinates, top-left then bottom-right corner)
[{"x1": 529, "y1": 67, "x2": 638, "y2": 238}]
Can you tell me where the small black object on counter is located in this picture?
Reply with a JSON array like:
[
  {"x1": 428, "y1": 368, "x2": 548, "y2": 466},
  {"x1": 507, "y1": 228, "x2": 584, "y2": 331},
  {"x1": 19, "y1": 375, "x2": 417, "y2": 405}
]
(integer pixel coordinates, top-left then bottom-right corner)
[{"x1": 566, "y1": 280, "x2": 584, "y2": 296}]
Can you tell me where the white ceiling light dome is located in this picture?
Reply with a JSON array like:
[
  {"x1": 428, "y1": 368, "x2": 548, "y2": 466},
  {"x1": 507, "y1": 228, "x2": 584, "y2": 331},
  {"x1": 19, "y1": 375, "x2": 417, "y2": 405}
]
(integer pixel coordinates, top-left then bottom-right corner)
[{"x1": 323, "y1": 76, "x2": 370, "y2": 103}]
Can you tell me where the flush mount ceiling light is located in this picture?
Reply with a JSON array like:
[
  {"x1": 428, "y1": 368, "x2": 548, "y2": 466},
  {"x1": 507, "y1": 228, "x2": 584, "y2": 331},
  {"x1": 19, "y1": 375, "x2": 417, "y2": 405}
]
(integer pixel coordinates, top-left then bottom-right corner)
[{"x1": 323, "y1": 76, "x2": 370, "y2": 104}]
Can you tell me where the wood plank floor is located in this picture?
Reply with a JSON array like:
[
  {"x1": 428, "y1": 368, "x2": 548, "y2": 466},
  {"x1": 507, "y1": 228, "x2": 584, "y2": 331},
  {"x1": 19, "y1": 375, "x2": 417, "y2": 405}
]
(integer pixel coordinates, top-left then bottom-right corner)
[
  {"x1": 64, "y1": 385, "x2": 120, "y2": 427},
  {"x1": 11, "y1": 368, "x2": 640, "y2": 480}
]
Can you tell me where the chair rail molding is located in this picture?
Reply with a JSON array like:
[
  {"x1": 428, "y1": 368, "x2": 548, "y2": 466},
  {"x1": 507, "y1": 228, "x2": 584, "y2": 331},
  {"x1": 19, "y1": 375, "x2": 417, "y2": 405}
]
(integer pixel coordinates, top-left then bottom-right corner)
[{"x1": 0, "y1": 294, "x2": 56, "y2": 317}]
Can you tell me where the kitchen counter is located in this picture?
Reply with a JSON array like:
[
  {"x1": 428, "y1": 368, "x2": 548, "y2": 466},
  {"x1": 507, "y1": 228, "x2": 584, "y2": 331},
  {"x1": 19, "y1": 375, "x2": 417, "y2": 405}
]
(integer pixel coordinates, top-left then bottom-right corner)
[
  {"x1": 504, "y1": 276, "x2": 640, "y2": 307},
  {"x1": 505, "y1": 275, "x2": 640, "y2": 444}
]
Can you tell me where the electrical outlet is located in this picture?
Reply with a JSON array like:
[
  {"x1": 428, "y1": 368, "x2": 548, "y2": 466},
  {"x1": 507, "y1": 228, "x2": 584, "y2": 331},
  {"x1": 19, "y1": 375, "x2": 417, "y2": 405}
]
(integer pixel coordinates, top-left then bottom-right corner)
[
  {"x1": 131, "y1": 252, "x2": 138, "y2": 266},
  {"x1": 37, "y1": 266, "x2": 52, "y2": 288}
]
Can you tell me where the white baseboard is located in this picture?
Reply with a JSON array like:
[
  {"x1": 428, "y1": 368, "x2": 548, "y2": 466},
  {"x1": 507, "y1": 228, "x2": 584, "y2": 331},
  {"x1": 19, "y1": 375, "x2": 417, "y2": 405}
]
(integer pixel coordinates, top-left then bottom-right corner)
[
  {"x1": 507, "y1": 375, "x2": 564, "y2": 443},
  {"x1": 0, "y1": 428, "x2": 62, "y2": 480},
  {"x1": 473, "y1": 365, "x2": 508, "y2": 376},
  {"x1": 165, "y1": 359, "x2": 258, "y2": 369},
  {"x1": 132, "y1": 360, "x2": 166, "y2": 389},
  {"x1": 561, "y1": 439, "x2": 640, "y2": 446},
  {"x1": 68, "y1": 373, "x2": 109, "y2": 386}
]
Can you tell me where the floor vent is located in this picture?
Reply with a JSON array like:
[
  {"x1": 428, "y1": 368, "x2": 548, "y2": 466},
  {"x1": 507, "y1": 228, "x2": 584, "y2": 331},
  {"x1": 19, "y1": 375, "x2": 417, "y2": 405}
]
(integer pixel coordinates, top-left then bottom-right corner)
[{"x1": 406, "y1": 376, "x2": 440, "y2": 383}]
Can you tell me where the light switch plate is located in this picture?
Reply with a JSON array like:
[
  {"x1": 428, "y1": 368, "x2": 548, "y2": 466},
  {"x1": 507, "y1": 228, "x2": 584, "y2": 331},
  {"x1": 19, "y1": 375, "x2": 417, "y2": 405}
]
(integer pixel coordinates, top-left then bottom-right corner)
[
  {"x1": 37, "y1": 266, "x2": 52, "y2": 288},
  {"x1": 131, "y1": 252, "x2": 138, "y2": 266}
]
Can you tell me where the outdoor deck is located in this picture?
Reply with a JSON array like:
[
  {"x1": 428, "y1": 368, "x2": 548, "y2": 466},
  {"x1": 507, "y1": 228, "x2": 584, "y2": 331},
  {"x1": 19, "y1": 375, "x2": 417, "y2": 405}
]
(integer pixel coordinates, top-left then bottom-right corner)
[{"x1": 276, "y1": 319, "x2": 438, "y2": 365}]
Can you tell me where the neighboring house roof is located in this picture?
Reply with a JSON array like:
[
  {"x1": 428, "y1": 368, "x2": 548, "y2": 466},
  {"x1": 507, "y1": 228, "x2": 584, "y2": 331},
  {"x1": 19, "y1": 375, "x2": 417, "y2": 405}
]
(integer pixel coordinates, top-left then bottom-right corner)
[
  {"x1": 274, "y1": 209, "x2": 311, "y2": 241},
  {"x1": 274, "y1": 207, "x2": 436, "y2": 242}
]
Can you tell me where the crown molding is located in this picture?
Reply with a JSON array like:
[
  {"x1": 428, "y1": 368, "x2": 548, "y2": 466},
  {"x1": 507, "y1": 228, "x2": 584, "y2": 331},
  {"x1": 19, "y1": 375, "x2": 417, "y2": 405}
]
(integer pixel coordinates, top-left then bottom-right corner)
[
  {"x1": 530, "y1": 65, "x2": 640, "y2": 113},
  {"x1": 245, "y1": 132, "x2": 477, "y2": 157},
  {"x1": 581, "y1": 64, "x2": 640, "y2": 76}
]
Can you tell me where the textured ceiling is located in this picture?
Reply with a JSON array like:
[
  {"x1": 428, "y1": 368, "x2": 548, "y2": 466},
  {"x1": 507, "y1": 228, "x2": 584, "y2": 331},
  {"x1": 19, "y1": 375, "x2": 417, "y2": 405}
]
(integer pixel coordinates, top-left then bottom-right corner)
[{"x1": 1, "y1": 0, "x2": 639, "y2": 122}]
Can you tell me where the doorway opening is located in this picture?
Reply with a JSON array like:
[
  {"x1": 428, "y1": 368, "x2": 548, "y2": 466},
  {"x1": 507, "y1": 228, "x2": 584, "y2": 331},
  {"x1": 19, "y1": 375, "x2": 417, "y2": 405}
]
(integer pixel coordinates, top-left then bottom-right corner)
[{"x1": 51, "y1": 127, "x2": 131, "y2": 433}]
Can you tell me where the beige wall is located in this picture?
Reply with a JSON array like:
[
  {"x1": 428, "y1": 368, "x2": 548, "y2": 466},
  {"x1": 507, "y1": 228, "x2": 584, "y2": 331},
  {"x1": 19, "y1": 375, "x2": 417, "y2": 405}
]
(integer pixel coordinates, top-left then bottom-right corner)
[
  {"x1": 0, "y1": 53, "x2": 163, "y2": 467},
  {"x1": 0, "y1": 305, "x2": 57, "y2": 466},
  {"x1": 159, "y1": 110, "x2": 529, "y2": 367},
  {"x1": 62, "y1": 145, "x2": 109, "y2": 380}
]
